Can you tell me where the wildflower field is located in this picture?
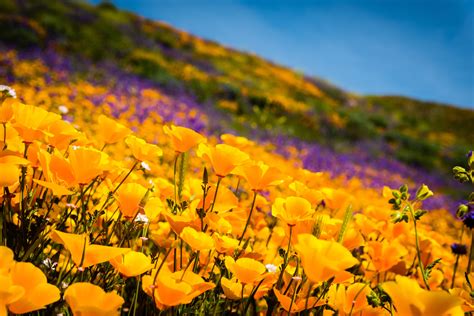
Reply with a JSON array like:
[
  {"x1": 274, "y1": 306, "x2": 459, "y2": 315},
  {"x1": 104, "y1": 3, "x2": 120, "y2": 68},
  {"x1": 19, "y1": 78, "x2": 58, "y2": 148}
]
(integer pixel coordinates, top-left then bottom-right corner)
[{"x1": 0, "y1": 1, "x2": 474, "y2": 315}]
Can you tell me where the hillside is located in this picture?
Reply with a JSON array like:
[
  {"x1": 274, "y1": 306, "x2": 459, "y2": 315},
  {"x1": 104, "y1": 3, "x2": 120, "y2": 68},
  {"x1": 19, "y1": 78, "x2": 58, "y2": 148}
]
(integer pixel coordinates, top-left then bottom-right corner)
[
  {"x1": 1, "y1": 1, "x2": 474, "y2": 315},
  {"x1": 0, "y1": 0, "x2": 472, "y2": 203}
]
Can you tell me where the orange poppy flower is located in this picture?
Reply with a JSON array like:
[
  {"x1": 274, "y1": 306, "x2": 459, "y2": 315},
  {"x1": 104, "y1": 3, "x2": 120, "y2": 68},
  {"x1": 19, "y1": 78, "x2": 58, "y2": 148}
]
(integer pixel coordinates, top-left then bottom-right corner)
[
  {"x1": 234, "y1": 161, "x2": 284, "y2": 192},
  {"x1": 327, "y1": 283, "x2": 372, "y2": 315},
  {"x1": 225, "y1": 256, "x2": 267, "y2": 285},
  {"x1": 383, "y1": 276, "x2": 463, "y2": 315},
  {"x1": 7, "y1": 262, "x2": 61, "y2": 314},
  {"x1": 0, "y1": 275, "x2": 24, "y2": 316},
  {"x1": 12, "y1": 103, "x2": 61, "y2": 143},
  {"x1": 294, "y1": 234, "x2": 358, "y2": 283},
  {"x1": 221, "y1": 277, "x2": 253, "y2": 300},
  {"x1": 142, "y1": 268, "x2": 215, "y2": 309},
  {"x1": 0, "y1": 99, "x2": 14, "y2": 124},
  {"x1": 197, "y1": 143, "x2": 249, "y2": 177},
  {"x1": 115, "y1": 182, "x2": 148, "y2": 218},
  {"x1": 366, "y1": 240, "x2": 408, "y2": 272},
  {"x1": 64, "y1": 282, "x2": 124, "y2": 316},
  {"x1": 54, "y1": 146, "x2": 109, "y2": 186},
  {"x1": 97, "y1": 115, "x2": 132, "y2": 145},
  {"x1": 0, "y1": 246, "x2": 15, "y2": 274},
  {"x1": 50, "y1": 230, "x2": 130, "y2": 268},
  {"x1": 144, "y1": 197, "x2": 166, "y2": 222},
  {"x1": 0, "y1": 163, "x2": 19, "y2": 187},
  {"x1": 125, "y1": 135, "x2": 163, "y2": 162},
  {"x1": 272, "y1": 196, "x2": 314, "y2": 226},
  {"x1": 274, "y1": 288, "x2": 323, "y2": 313},
  {"x1": 32, "y1": 179, "x2": 73, "y2": 196},
  {"x1": 180, "y1": 227, "x2": 215, "y2": 251},
  {"x1": 45, "y1": 120, "x2": 81, "y2": 150},
  {"x1": 213, "y1": 233, "x2": 240, "y2": 254},
  {"x1": 163, "y1": 125, "x2": 205, "y2": 153},
  {"x1": 110, "y1": 251, "x2": 153, "y2": 277}
]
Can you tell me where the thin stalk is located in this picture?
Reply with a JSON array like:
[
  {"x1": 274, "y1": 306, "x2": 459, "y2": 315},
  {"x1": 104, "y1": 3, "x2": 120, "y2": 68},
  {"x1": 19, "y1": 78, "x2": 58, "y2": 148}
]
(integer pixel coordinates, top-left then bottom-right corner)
[
  {"x1": 239, "y1": 191, "x2": 258, "y2": 244},
  {"x1": 407, "y1": 203, "x2": 430, "y2": 290},
  {"x1": 276, "y1": 225, "x2": 293, "y2": 289},
  {"x1": 209, "y1": 177, "x2": 222, "y2": 214},
  {"x1": 130, "y1": 277, "x2": 141, "y2": 316},
  {"x1": 468, "y1": 229, "x2": 474, "y2": 274},
  {"x1": 451, "y1": 254, "x2": 460, "y2": 288}
]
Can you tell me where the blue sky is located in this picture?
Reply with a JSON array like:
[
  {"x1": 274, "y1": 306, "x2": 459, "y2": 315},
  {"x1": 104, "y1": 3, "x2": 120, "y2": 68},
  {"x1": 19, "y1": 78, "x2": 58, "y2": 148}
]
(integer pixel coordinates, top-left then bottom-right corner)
[{"x1": 96, "y1": 0, "x2": 473, "y2": 108}]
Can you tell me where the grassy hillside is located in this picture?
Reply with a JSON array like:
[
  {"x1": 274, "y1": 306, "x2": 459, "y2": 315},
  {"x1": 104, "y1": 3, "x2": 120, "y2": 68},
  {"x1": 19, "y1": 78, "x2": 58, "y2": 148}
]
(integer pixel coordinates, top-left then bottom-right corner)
[{"x1": 0, "y1": 0, "x2": 472, "y2": 187}]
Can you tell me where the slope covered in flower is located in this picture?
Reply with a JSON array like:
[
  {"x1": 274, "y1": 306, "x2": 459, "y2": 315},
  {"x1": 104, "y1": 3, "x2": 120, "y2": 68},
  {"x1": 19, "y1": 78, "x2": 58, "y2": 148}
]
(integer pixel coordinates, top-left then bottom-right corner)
[
  {"x1": 0, "y1": 0, "x2": 473, "y2": 315},
  {"x1": 0, "y1": 0, "x2": 473, "y2": 178}
]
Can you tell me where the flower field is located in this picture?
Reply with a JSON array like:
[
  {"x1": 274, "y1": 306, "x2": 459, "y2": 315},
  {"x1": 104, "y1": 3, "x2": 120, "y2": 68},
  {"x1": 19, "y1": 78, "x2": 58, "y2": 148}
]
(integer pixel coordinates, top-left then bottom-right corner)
[{"x1": 1, "y1": 1, "x2": 474, "y2": 315}]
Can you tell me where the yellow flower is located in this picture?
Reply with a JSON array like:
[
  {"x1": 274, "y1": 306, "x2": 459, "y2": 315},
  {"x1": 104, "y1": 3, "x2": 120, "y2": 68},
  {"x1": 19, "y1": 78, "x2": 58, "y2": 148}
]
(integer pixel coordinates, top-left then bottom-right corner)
[
  {"x1": 0, "y1": 246, "x2": 14, "y2": 275},
  {"x1": 180, "y1": 227, "x2": 215, "y2": 251},
  {"x1": 0, "y1": 163, "x2": 19, "y2": 187},
  {"x1": 366, "y1": 240, "x2": 408, "y2": 272},
  {"x1": 225, "y1": 256, "x2": 266, "y2": 285},
  {"x1": 46, "y1": 120, "x2": 81, "y2": 150},
  {"x1": 0, "y1": 275, "x2": 24, "y2": 316},
  {"x1": 110, "y1": 251, "x2": 153, "y2": 277},
  {"x1": 115, "y1": 182, "x2": 148, "y2": 219},
  {"x1": 125, "y1": 135, "x2": 163, "y2": 162},
  {"x1": 50, "y1": 230, "x2": 130, "y2": 269},
  {"x1": 213, "y1": 233, "x2": 240, "y2": 254},
  {"x1": 97, "y1": 114, "x2": 132, "y2": 144},
  {"x1": 163, "y1": 125, "x2": 205, "y2": 153},
  {"x1": 383, "y1": 276, "x2": 463, "y2": 316},
  {"x1": 142, "y1": 268, "x2": 215, "y2": 309},
  {"x1": 221, "y1": 277, "x2": 253, "y2": 300},
  {"x1": 235, "y1": 160, "x2": 284, "y2": 192},
  {"x1": 0, "y1": 99, "x2": 14, "y2": 124},
  {"x1": 294, "y1": 234, "x2": 358, "y2": 283},
  {"x1": 12, "y1": 103, "x2": 61, "y2": 143},
  {"x1": 59, "y1": 146, "x2": 110, "y2": 186},
  {"x1": 272, "y1": 196, "x2": 314, "y2": 226},
  {"x1": 327, "y1": 283, "x2": 372, "y2": 315},
  {"x1": 274, "y1": 288, "x2": 323, "y2": 313},
  {"x1": 197, "y1": 143, "x2": 249, "y2": 177},
  {"x1": 8, "y1": 262, "x2": 60, "y2": 314},
  {"x1": 64, "y1": 282, "x2": 124, "y2": 316}
]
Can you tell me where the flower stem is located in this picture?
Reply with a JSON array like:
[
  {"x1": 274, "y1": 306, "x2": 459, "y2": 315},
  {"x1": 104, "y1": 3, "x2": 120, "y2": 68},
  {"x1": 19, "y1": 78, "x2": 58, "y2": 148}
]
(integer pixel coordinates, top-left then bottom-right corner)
[
  {"x1": 239, "y1": 190, "x2": 258, "y2": 244},
  {"x1": 467, "y1": 230, "x2": 474, "y2": 274},
  {"x1": 407, "y1": 203, "x2": 430, "y2": 290},
  {"x1": 276, "y1": 225, "x2": 293, "y2": 289}
]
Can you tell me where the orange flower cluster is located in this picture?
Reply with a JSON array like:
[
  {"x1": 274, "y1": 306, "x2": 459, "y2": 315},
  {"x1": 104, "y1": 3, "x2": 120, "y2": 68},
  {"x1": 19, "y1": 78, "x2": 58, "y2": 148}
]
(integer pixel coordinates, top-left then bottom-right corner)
[{"x1": 0, "y1": 87, "x2": 471, "y2": 316}]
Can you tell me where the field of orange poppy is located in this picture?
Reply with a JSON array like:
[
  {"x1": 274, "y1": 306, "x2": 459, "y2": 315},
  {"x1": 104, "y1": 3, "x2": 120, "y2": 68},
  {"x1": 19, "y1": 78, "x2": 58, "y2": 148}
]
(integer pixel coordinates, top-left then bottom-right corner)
[{"x1": 0, "y1": 1, "x2": 473, "y2": 315}]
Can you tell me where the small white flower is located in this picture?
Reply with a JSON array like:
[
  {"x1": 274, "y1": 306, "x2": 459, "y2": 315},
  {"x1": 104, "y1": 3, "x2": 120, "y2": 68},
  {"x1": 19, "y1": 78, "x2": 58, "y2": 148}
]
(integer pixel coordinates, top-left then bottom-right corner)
[
  {"x1": 0, "y1": 85, "x2": 16, "y2": 98},
  {"x1": 135, "y1": 213, "x2": 149, "y2": 224},
  {"x1": 42, "y1": 258, "x2": 58, "y2": 270},
  {"x1": 61, "y1": 282, "x2": 69, "y2": 289},
  {"x1": 265, "y1": 263, "x2": 277, "y2": 273},
  {"x1": 58, "y1": 105, "x2": 69, "y2": 114},
  {"x1": 141, "y1": 161, "x2": 151, "y2": 171}
]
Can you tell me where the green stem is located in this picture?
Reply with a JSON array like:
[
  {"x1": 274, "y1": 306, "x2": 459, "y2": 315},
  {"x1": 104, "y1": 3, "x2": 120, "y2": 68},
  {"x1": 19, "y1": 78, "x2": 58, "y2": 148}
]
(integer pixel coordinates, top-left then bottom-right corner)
[
  {"x1": 239, "y1": 191, "x2": 258, "y2": 244},
  {"x1": 408, "y1": 203, "x2": 430, "y2": 290},
  {"x1": 209, "y1": 177, "x2": 222, "y2": 214},
  {"x1": 451, "y1": 255, "x2": 460, "y2": 288},
  {"x1": 276, "y1": 225, "x2": 293, "y2": 289},
  {"x1": 130, "y1": 277, "x2": 141, "y2": 316},
  {"x1": 467, "y1": 229, "x2": 474, "y2": 274}
]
